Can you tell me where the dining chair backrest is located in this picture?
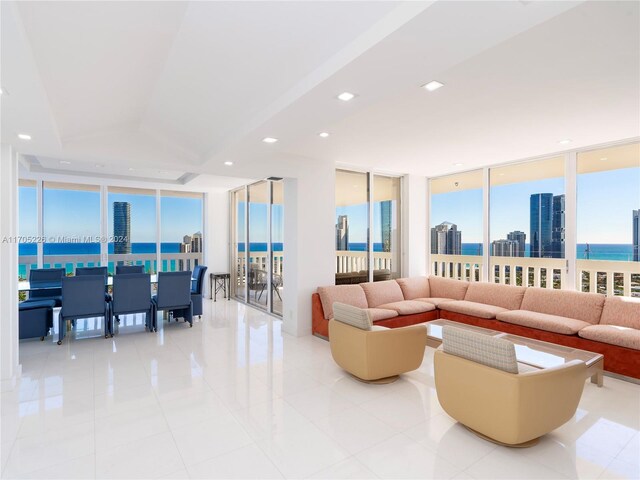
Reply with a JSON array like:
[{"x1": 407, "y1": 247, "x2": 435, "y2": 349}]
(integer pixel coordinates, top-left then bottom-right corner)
[
  {"x1": 61, "y1": 275, "x2": 106, "y2": 318},
  {"x1": 116, "y1": 265, "x2": 144, "y2": 275},
  {"x1": 156, "y1": 271, "x2": 192, "y2": 309},
  {"x1": 76, "y1": 266, "x2": 108, "y2": 282},
  {"x1": 29, "y1": 268, "x2": 65, "y2": 299},
  {"x1": 112, "y1": 273, "x2": 151, "y2": 314},
  {"x1": 191, "y1": 265, "x2": 208, "y2": 294}
]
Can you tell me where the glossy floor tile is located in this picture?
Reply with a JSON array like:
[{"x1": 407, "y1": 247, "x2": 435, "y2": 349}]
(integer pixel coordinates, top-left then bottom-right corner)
[{"x1": 1, "y1": 300, "x2": 639, "y2": 479}]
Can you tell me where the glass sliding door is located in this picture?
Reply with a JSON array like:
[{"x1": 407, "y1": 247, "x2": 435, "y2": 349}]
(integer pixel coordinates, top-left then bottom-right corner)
[
  {"x1": 247, "y1": 181, "x2": 270, "y2": 310},
  {"x1": 335, "y1": 170, "x2": 369, "y2": 284},
  {"x1": 18, "y1": 180, "x2": 38, "y2": 284},
  {"x1": 271, "y1": 181, "x2": 284, "y2": 315},
  {"x1": 373, "y1": 175, "x2": 401, "y2": 280},
  {"x1": 232, "y1": 187, "x2": 248, "y2": 301}
]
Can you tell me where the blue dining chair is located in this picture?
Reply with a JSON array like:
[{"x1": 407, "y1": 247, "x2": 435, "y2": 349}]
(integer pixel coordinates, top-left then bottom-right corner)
[
  {"x1": 116, "y1": 265, "x2": 144, "y2": 275},
  {"x1": 152, "y1": 271, "x2": 193, "y2": 330},
  {"x1": 191, "y1": 265, "x2": 208, "y2": 318},
  {"x1": 58, "y1": 275, "x2": 112, "y2": 345},
  {"x1": 76, "y1": 266, "x2": 112, "y2": 302},
  {"x1": 111, "y1": 273, "x2": 154, "y2": 332},
  {"x1": 27, "y1": 268, "x2": 65, "y2": 307}
]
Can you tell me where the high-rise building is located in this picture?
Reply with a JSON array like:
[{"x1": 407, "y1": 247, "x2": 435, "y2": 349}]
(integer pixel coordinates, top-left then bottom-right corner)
[
  {"x1": 507, "y1": 230, "x2": 526, "y2": 257},
  {"x1": 552, "y1": 194, "x2": 565, "y2": 258},
  {"x1": 380, "y1": 201, "x2": 392, "y2": 253},
  {"x1": 336, "y1": 215, "x2": 349, "y2": 251},
  {"x1": 530, "y1": 193, "x2": 552, "y2": 258},
  {"x1": 491, "y1": 239, "x2": 515, "y2": 257},
  {"x1": 113, "y1": 202, "x2": 131, "y2": 254},
  {"x1": 634, "y1": 209, "x2": 640, "y2": 262},
  {"x1": 191, "y1": 232, "x2": 202, "y2": 253},
  {"x1": 431, "y1": 222, "x2": 461, "y2": 255},
  {"x1": 180, "y1": 235, "x2": 192, "y2": 253}
]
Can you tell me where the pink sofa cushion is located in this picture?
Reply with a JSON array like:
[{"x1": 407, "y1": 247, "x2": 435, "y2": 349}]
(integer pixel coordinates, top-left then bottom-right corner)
[
  {"x1": 428, "y1": 276, "x2": 469, "y2": 300},
  {"x1": 367, "y1": 308, "x2": 400, "y2": 322},
  {"x1": 579, "y1": 325, "x2": 640, "y2": 350},
  {"x1": 416, "y1": 297, "x2": 457, "y2": 307},
  {"x1": 439, "y1": 300, "x2": 507, "y2": 319},
  {"x1": 377, "y1": 300, "x2": 435, "y2": 315},
  {"x1": 520, "y1": 288, "x2": 605, "y2": 325},
  {"x1": 464, "y1": 282, "x2": 526, "y2": 310},
  {"x1": 361, "y1": 280, "x2": 404, "y2": 308},
  {"x1": 600, "y1": 296, "x2": 640, "y2": 329},
  {"x1": 497, "y1": 310, "x2": 591, "y2": 335},
  {"x1": 396, "y1": 277, "x2": 430, "y2": 300},
  {"x1": 317, "y1": 285, "x2": 367, "y2": 320}
]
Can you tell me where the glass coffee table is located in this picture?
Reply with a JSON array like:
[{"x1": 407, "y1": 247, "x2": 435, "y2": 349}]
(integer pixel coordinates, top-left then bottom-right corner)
[{"x1": 426, "y1": 320, "x2": 605, "y2": 387}]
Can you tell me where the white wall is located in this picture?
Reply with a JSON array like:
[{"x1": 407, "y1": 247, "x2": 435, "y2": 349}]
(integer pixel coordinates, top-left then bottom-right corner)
[
  {"x1": 282, "y1": 161, "x2": 335, "y2": 336},
  {"x1": 403, "y1": 174, "x2": 428, "y2": 277},
  {"x1": 0, "y1": 144, "x2": 21, "y2": 391},
  {"x1": 203, "y1": 190, "x2": 230, "y2": 296}
]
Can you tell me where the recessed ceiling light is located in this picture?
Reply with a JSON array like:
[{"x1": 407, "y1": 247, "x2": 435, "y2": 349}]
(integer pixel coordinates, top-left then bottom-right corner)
[
  {"x1": 453, "y1": 163, "x2": 464, "y2": 167},
  {"x1": 17, "y1": 133, "x2": 32, "y2": 140},
  {"x1": 319, "y1": 132, "x2": 330, "y2": 138},
  {"x1": 128, "y1": 167, "x2": 135, "y2": 171},
  {"x1": 600, "y1": 157, "x2": 608, "y2": 161},
  {"x1": 423, "y1": 81, "x2": 444, "y2": 92},
  {"x1": 59, "y1": 160, "x2": 71, "y2": 165},
  {"x1": 95, "y1": 164, "x2": 104, "y2": 168},
  {"x1": 558, "y1": 139, "x2": 572, "y2": 145},
  {"x1": 337, "y1": 92, "x2": 356, "y2": 102},
  {"x1": 262, "y1": 137, "x2": 278, "y2": 144},
  {"x1": 224, "y1": 161, "x2": 233, "y2": 166}
]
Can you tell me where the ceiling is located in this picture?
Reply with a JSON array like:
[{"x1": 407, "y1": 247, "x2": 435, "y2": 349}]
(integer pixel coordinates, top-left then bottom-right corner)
[{"x1": 1, "y1": 1, "x2": 638, "y2": 185}]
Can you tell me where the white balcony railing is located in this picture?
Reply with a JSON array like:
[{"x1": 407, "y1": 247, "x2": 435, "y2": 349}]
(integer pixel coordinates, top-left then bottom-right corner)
[
  {"x1": 335, "y1": 251, "x2": 394, "y2": 273},
  {"x1": 431, "y1": 254, "x2": 640, "y2": 297}
]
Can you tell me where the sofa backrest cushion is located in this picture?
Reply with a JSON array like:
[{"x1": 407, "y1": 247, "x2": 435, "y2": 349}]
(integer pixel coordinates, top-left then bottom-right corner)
[
  {"x1": 443, "y1": 325, "x2": 518, "y2": 374},
  {"x1": 464, "y1": 282, "x2": 526, "y2": 310},
  {"x1": 600, "y1": 296, "x2": 640, "y2": 329},
  {"x1": 520, "y1": 288, "x2": 605, "y2": 325},
  {"x1": 317, "y1": 285, "x2": 368, "y2": 320},
  {"x1": 396, "y1": 277, "x2": 430, "y2": 300},
  {"x1": 360, "y1": 280, "x2": 404, "y2": 308},
  {"x1": 332, "y1": 302, "x2": 372, "y2": 330},
  {"x1": 428, "y1": 276, "x2": 469, "y2": 300}
]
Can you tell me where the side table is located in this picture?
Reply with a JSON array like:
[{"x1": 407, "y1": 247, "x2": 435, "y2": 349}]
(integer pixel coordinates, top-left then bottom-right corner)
[{"x1": 210, "y1": 272, "x2": 230, "y2": 301}]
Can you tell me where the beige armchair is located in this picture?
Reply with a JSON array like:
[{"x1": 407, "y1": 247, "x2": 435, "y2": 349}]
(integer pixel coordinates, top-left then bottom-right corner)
[
  {"x1": 434, "y1": 326, "x2": 587, "y2": 447},
  {"x1": 329, "y1": 302, "x2": 427, "y2": 383}
]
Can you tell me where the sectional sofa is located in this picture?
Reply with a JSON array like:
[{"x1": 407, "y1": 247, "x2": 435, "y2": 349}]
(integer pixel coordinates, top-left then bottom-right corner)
[{"x1": 312, "y1": 276, "x2": 640, "y2": 380}]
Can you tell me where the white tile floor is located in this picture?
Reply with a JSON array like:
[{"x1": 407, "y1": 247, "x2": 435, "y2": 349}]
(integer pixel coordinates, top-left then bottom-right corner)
[{"x1": 1, "y1": 299, "x2": 639, "y2": 480}]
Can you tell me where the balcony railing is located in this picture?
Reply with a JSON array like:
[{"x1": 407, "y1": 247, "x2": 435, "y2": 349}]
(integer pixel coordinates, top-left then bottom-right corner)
[
  {"x1": 335, "y1": 251, "x2": 393, "y2": 273},
  {"x1": 431, "y1": 254, "x2": 640, "y2": 297}
]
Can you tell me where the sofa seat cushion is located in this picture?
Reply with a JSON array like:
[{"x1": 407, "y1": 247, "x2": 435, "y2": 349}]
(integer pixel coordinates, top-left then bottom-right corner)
[
  {"x1": 520, "y1": 287, "x2": 605, "y2": 325},
  {"x1": 439, "y1": 300, "x2": 507, "y2": 319},
  {"x1": 396, "y1": 277, "x2": 430, "y2": 300},
  {"x1": 497, "y1": 310, "x2": 591, "y2": 335},
  {"x1": 377, "y1": 300, "x2": 435, "y2": 315},
  {"x1": 464, "y1": 283, "x2": 526, "y2": 310},
  {"x1": 361, "y1": 280, "x2": 404, "y2": 308},
  {"x1": 366, "y1": 308, "x2": 399, "y2": 322},
  {"x1": 599, "y1": 296, "x2": 640, "y2": 329},
  {"x1": 415, "y1": 297, "x2": 457, "y2": 308},
  {"x1": 317, "y1": 285, "x2": 368, "y2": 320},
  {"x1": 428, "y1": 276, "x2": 469, "y2": 300},
  {"x1": 578, "y1": 325, "x2": 640, "y2": 350}
]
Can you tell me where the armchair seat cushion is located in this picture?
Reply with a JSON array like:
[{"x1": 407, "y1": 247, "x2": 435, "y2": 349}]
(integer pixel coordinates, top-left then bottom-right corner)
[
  {"x1": 19, "y1": 299, "x2": 57, "y2": 311},
  {"x1": 497, "y1": 310, "x2": 591, "y2": 335},
  {"x1": 578, "y1": 325, "x2": 640, "y2": 350},
  {"x1": 377, "y1": 300, "x2": 435, "y2": 315},
  {"x1": 439, "y1": 300, "x2": 507, "y2": 319},
  {"x1": 415, "y1": 297, "x2": 458, "y2": 308}
]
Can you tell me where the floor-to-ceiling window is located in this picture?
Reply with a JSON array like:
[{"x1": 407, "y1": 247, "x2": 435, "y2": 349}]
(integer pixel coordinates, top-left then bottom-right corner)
[
  {"x1": 43, "y1": 182, "x2": 101, "y2": 273},
  {"x1": 271, "y1": 180, "x2": 284, "y2": 315},
  {"x1": 429, "y1": 170, "x2": 483, "y2": 280},
  {"x1": 160, "y1": 191, "x2": 204, "y2": 272},
  {"x1": 490, "y1": 156, "x2": 565, "y2": 288},
  {"x1": 248, "y1": 181, "x2": 270, "y2": 310},
  {"x1": 18, "y1": 180, "x2": 38, "y2": 283},
  {"x1": 108, "y1": 187, "x2": 157, "y2": 273},
  {"x1": 232, "y1": 188, "x2": 247, "y2": 300},
  {"x1": 577, "y1": 142, "x2": 640, "y2": 296},
  {"x1": 373, "y1": 175, "x2": 401, "y2": 279}
]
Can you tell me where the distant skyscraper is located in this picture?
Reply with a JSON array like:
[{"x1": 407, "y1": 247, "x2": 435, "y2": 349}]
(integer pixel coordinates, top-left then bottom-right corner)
[
  {"x1": 380, "y1": 201, "x2": 392, "y2": 252},
  {"x1": 633, "y1": 209, "x2": 640, "y2": 262},
  {"x1": 530, "y1": 193, "x2": 564, "y2": 258},
  {"x1": 191, "y1": 232, "x2": 202, "y2": 253},
  {"x1": 113, "y1": 202, "x2": 131, "y2": 254},
  {"x1": 491, "y1": 239, "x2": 516, "y2": 257},
  {"x1": 431, "y1": 222, "x2": 461, "y2": 255},
  {"x1": 507, "y1": 230, "x2": 526, "y2": 257},
  {"x1": 552, "y1": 195, "x2": 565, "y2": 258},
  {"x1": 180, "y1": 235, "x2": 192, "y2": 253},
  {"x1": 336, "y1": 215, "x2": 349, "y2": 251}
]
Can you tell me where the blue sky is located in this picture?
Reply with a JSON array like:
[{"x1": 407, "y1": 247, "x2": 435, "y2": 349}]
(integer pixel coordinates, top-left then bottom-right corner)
[
  {"x1": 235, "y1": 202, "x2": 284, "y2": 243},
  {"x1": 335, "y1": 202, "x2": 392, "y2": 244},
  {"x1": 20, "y1": 188, "x2": 203, "y2": 243}
]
